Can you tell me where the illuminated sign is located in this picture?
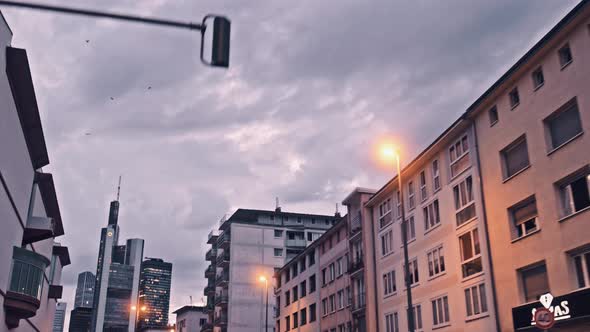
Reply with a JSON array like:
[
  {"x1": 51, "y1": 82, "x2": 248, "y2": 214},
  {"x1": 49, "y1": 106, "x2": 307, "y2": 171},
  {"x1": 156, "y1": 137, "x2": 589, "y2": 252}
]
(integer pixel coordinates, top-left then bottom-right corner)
[{"x1": 107, "y1": 231, "x2": 113, "y2": 237}]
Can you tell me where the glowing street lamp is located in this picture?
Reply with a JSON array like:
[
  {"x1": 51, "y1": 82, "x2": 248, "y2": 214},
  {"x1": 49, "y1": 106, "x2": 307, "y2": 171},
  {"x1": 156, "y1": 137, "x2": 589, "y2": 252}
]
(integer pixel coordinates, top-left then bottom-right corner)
[
  {"x1": 259, "y1": 275, "x2": 269, "y2": 332},
  {"x1": 379, "y1": 144, "x2": 415, "y2": 332}
]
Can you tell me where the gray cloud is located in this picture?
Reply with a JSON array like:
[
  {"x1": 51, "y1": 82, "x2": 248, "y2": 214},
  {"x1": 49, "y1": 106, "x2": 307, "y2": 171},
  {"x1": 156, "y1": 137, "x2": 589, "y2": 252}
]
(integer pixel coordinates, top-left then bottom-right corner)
[{"x1": 1, "y1": 0, "x2": 579, "y2": 326}]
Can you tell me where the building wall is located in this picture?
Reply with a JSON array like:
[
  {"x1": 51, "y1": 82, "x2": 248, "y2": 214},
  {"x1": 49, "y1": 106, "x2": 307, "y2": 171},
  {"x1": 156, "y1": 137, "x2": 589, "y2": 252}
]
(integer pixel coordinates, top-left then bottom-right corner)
[
  {"x1": 175, "y1": 309, "x2": 207, "y2": 332},
  {"x1": 472, "y1": 7, "x2": 590, "y2": 331},
  {"x1": 367, "y1": 125, "x2": 497, "y2": 332},
  {"x1": 319, "y1": 223, "x2": 351, "y2": 332}
]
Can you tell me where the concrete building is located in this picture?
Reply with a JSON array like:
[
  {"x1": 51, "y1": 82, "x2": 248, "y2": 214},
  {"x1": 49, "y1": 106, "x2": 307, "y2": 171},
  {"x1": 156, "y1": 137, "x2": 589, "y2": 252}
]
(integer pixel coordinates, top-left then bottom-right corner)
[
  {"x1": 138, "y1": 258, "x2": 173, "y2": 330},
  {"x1": 174, "y1": 306, "x2": 207, "y2": 332},
  {"x1": 363, "y1": 112, "x2": 498, "y2": 331},
  {"x1": 0, "y1": 11, "x2": 71, "y2": 332},
  {"x1": 205, "y1": 207, "x2": 338, "y2": 332},
  {"x1": 274, "y1": 230, "x2": 321, "y2": 332},
  {"x1": 52, "y1": 302, "x2": 66, "y2": 332},
  {"x1": 69, "y1": 307, "x2": 93, "y2": 332},
  {"x1": 74, "y1": 271, "x2": 95, "y2": 308},
  {"x1": 463, "y1": 1, "x2": 590, "y2": 330},
  {"x1": 342, "y1": 188, "x2": 376, "y2": 332}
]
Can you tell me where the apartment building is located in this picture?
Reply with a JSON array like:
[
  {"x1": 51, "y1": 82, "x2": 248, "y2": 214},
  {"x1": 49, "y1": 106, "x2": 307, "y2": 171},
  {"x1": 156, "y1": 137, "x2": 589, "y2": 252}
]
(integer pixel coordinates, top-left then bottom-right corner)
[
  {"x1": 342, "y1": 188, "x2": 376, "y2": 332},
  {"x1": 174, "y1": 305, "x2": 207, "y2": 332},
  {"x1": 0, "y1": 11, "x2": 71, "y2": 332},
  {"x1": 318, "y1": 219, "x2": 352, "y2": 332},
  {"x1": 274, "y1": 237, "x2": 320, "y2": 332},
  {"x1": 463, "y1": 0, "x2": 590, "y2": 330},
  {"x1": 204, "y1": 207, "x2": 337, "y2": 332}
]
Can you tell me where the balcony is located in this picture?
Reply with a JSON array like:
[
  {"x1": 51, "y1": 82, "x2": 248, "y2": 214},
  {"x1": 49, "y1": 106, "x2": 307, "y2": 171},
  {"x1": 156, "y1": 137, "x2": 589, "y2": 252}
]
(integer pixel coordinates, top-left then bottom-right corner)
[
  {"x1": 205, "y1": 265, "x2": 216, "y2": 278},
  {"x1": 217, "y1": 232, "x2": 231, "y2": 249},
  {"x1": 215, "y1": 272, "x2": 229, "y2": 286},
  {"x1": 214, "y1": 312, "x2": 228, "y2": 325},
  {"x1": 204, "y1": 283, "x2": 215, "y2": 296},
  {"x1": 273, "y1": 306, "x2": 280, "y2": 319},
  {"x1": 351, "y1": 292, "x2": 366, "y2": 314},
  {"x1": 4, "y1": 246, "x2": 50, "y2": 328},
  {"x1": 207, "y1": 230, "x2": 219, "y2": 244},
  {"x1": 214, "y1": 292, "x2": 229, "y2": 306},
  {"x1": 350, "y1": 212, "x2": 362, "y2": 238},
  {"x1": 216, "y1": 250, "x2": 230, "y2": 267},
  {"x1": 285, "y1": 238, "x2": 306, "y2": 247},
  {"x1": 205, "y1": 248, "x2": 217, "y2": 261},
  {"x1": 204, "y1": 300, "x2": 215, "y2": 313},
  {"x1": 349, "y1": 258, "x2": 364, "y2": 275},
  {"x1": 200, "y1": 322, "x2": 214, "y2": 332}
]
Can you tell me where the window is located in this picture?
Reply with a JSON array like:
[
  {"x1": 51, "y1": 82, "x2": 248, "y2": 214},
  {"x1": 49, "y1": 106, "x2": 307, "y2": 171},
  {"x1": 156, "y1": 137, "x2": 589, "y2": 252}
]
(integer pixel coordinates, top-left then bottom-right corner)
[
  {"x1": 532, "y1": 67, "x2": 544, "y2": 90},
  {"x1": 427, "y1": 246, "x2": 445, "y2": 278},
  {"x1": 329, "y1": 294, "x2": 336, "y2": 313},
  {"x1": 405, "y1": 216, "x2": 416, "y2": 242},
  {"x1": 420, "y1": 171, "x2": 428, "y2": 201},
  {"x1": 285, "y1": 316, "x2": 290, "y2": 331},
  {"x1": 346, "y1": 286, "x2": 352, "y2": 306},
  {"x1": 292, "y1": 265, "x2": 298, "y2": 278},
  {"x1": 489, "y1": 106, "x2": 499, "y2": 126},
  {"x1": 545, "y1": 98, "x2": 583, "y2": 150},
  {"x1": 329, "y1": 263, "x2": 335, "y2": 281},
  {"x1": 310, "y1": 303, "x2": 317, "y2": 322},
  {"x1": 408, "y1": 181, "x2": 415, "y2": 209},
  {"x1": 396, "y1": 191, "x2": 402, "y2": 219},
  {"x1": 432, "y1": 160, "x2": 441, "y2": 191},
  {"x1": 501, "y1": 135, "x2": 530, "y2": 179},
  {"x1": 558, "y1": 170, "x2": 590, "y2": 217},
  {"x1": 509, "y1": 87, "x2": 520, "y2": 109},
  {"x1": 574, "y1": 250, "x2": 590, "y2": 288},
  {"x1": 449, "y1": 134, "x2": 470, "y2": 178},
  {"x1": 465, "y1": 283, "x2": 488, "y2": 317},
  {"x1": 379, "y1": 198, "x2": 393, "y2": 228},
  {"x1": 293, "y1": 312, "x2": 299, "y2": 328},
  {"x1": 300, "y1": 280, "x2": 307, "y2": 298},
  {"x1": 310, "y1": 275, "x2": 316, "y2": 293},
  {"x1": 509, "y1": 196, "x2": 538, "y2": 240},
  {"x1": 285, "y1": 290, "x2": 290, "y2": 306},
  {"x1": 337, "y1": 257, "x2": 343, "y2": 277},
  {"x1": 404, "y1": 258, "x2": 419, "y2": 285},
  {"x1": 286, "y1": 270, "x2": 290, "y2": 282},
  {"x1": 558, "y1": 43, "x2": 573, "y2": 68},
  {"x1": 412, "y1": 304, "x2": 423, "y2": 330},
  {"x1": 322, "y1": 298, "x2": 328, "y2": 316},
  {"x1": 521, "y1": 263, "x2": 549, "y2": 302},
  {"x1": 300, "y1": 308, "x2": 307, "y2": 326},
  {"x1": 274, "y1": 248, "x2": 283, "y2": 257},
  {"x1": 274, "y1": 229, "x2": 283, "y2": 237},
  {"x1": 423, "y1": 200, "x2": 440, "y2": 232},
  {"x1": 453, "y1": 176, "x2": 476, "y2": 227},
  {"x1": 293, "y1": 286, "x2": 298, "y2": 301},
  {"x1": 385, "y1": 312, "x2": 399, "y2": 332},
  {"x1": 432, "y1": 295, "x2": 450, "y2": 327},
  {"x1": 338, "y1": 289, "x2": 345, "y2": 309},
  {"x1": 383, "y1": 270, "x2": 396, "y2": 296},
  {"x1": 381, "y1": 229, "x2": 394, "y2": 256},
  {"x1": 459, "y1": 228, "x2": 482, "y2": 278},
  {"x1": 308, "y1": 251, "x2": 316, "y2": 266},
  {"x1": 297, "y1": 217, "x2": 302, "y2": 224},
  {"x1": 322, "y1": 268, "x2": 327, "y2": 286},
  {"x1": 300, "y1": 259, "x2": 306, "y2": 273}
]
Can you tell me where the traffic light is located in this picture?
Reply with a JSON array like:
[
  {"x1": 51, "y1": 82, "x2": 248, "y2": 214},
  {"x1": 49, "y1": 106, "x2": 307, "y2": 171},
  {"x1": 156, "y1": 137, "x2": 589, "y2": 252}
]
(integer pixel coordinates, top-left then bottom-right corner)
[{"x1": 200, "y1": 15, "x2": 231, "y2": 68}]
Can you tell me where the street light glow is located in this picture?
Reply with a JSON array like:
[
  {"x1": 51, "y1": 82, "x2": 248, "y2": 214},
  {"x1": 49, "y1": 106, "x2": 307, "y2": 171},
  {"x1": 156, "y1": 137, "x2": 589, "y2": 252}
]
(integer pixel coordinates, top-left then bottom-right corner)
[
  {"x1": 141, "y1": 305, "x2": 147, "y2": 311},
  {"x1": 131, "y1": 305, "x2": 137, "y2": 310},
  {"x1": 258, "y1": 275, "x2": 267, "y2": 283}
]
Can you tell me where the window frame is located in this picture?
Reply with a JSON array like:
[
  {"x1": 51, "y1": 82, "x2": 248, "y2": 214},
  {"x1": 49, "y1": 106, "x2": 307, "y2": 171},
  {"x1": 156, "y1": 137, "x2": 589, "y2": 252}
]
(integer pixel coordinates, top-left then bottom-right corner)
[
  {"x1": 453, "y1": 176, "x2": 476, "y2": 227},
  {"x1": 432, "y1": 160, "x2": 441, "y2": 192},
  {"x1": 381, "y1": 229, "x2": 394, "y2": 257},
  {"x1": 459, "y1": 228, "x2": 483, "y2": 279},
  {"x1": 385, "y1": 312, "x2": 399, "y2": 332},
  {"x1": 465, "y1": 283, "x2": 488, "y2": 319},
  {"x1": 544, "y1": 97, "x2": 583, "y2": 153},
  {"x1": 419, "y1": 170, "x2": 428, "y2": 202},
  {"x1": 556, "y1": 167, "x2": 590, "y2": 218},
  {"x1": 379, "y1": 198, "x2": 393, "y2": 229},
  {"x1": 520, "y1": 263, "x2": 550, "y2": 303},
  {"x1": 500, "y1": 135, "x2": 530, "y2": 180},
  {"x1": 408, "y1": 181, "x2": 416, "y2": 210},
  {"x1": 423, "y1": 199, "x2": 441, "y2": 232},
  {"x1": 558, "y1": 43, "x2": 573, "y2": 69},
  {"x1": 508, "y1": 195, "x2": 539, "y2": 241},
  {"x1": 404, "y1": 257, "x2": 419, "y2": 286},
  {"x1": 427, "y1": 245, "x2": 445, "y2": 279},
  {"x1": 383, "y1": 269, "x2": 397, "y2": 297},
  {"x1": 532, "y1": 66, "x2": 545, "y2": 90},
  {"x1": 573, "y1": 249, "x2": 590, "y2": 289},
  {"x1": 431, "y1": 295, "x2": 450, "y2": 328},
  {"x1": 449, "y1": 134, "x2": 471, "y2": 178},
  {"x1": 488, "y1": 105, "x2": 499, "y2": 127},
  {"x1": 509, "y1": 87, "x2": 520, "y2": 109}
]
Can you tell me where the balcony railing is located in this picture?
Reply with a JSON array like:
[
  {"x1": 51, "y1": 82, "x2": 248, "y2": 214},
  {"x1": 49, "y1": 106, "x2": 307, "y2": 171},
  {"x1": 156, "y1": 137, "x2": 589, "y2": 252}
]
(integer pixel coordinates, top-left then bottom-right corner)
[
  {"x1": 215, "y1": 272, "x2": 229, "y2": 285},
  {"x1": 205, "y1": 248, "x2": 217, "y2": 261},
  {"x1": 204, "y1": 282, "x2": 215, "y2": 295},
  {"x1": 214, "y1": 312, "x2": 228, "y2": 325},
  {"x1": 285, "y1": 238, "x2": 306, "y2": 247},
  {"x1": 207, "y1": 230, "x2": 219, "y2": 244},
  {"x1": 216, "y1": 250, "x2": 230, "y2": 266},
  {"x1": 214, "y1": 292, "x2": 229, "y2": 306},
  {"x1": 350, "y1": 211, "x2": 362, "y2": 236},
  {"x1": 205, "y1": 265, "x2": 216, "y2": 278},
  {"x1": 349, "y1": 258, "x2": 364, "y2": 274},
  {"x1": 217, "y1": 232, "x2": 231, "y2": 248},
  {"x1": 351, "y1": 292, "x2": 366, "y2": 313}
]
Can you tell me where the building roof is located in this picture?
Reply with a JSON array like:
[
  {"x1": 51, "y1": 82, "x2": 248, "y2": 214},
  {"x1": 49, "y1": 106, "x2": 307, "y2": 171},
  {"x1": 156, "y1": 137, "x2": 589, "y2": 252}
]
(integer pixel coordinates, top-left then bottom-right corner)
[
  {"x1": 227, "y1": 208, "x2": 338, "y2": 223},
  {"x1": 366, "y1": 0, "x2": 590, "y2": 207},
  {"x1": 341, "y1": 187, "x2": 377, "y2": 205},
  {"x1": 172, "y1": 305, "x2": 205, "y2": 315}
]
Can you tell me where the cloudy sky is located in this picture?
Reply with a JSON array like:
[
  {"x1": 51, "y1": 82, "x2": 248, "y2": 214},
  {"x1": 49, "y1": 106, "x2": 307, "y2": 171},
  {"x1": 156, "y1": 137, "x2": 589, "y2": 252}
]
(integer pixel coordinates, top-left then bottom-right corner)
[{"x1": 1, "y1": 0, "x2": 580, "y2": 327}]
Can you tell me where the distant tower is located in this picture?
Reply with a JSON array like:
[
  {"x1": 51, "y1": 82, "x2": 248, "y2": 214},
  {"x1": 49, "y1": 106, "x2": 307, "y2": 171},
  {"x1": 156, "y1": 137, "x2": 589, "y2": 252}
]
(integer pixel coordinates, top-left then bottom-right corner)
[
  {"x1": 52, "y1": 302, "x2": 67, "y2": 332},
  {"x1": 74, "y1": 271, "x2": 95, "y2": 308},
  {"x1": 138, "y1": 258, "x2": 173, "y2": 330}
]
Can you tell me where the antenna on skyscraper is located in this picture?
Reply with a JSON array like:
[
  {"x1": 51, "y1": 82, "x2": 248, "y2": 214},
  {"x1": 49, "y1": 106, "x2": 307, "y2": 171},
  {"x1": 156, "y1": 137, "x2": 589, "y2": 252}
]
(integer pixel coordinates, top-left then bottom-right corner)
[
  {"x1": 189, "y1": 295, "x2": 193, "y2": 305},
  {"x1": 116, "y1": 175, "x2": 122, "y2": 201},
  {"x1": 275, "y1": 197, "x2": 281, "y2": 212}
]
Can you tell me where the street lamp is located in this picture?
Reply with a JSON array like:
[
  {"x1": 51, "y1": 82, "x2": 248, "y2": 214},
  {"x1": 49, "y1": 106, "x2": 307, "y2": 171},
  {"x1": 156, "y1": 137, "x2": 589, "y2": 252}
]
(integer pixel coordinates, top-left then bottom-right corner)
[
  {"x1": 258, "y1": 275, "x2": 269, "y2": 332},
  {"x1": 380, "y1": 145, "x2": 415, "y2": 332}
]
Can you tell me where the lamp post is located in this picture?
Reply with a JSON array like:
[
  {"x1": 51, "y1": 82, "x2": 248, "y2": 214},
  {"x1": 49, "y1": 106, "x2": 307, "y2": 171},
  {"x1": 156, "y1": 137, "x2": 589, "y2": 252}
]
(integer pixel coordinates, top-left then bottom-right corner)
[
  {"x1": 382, "y1": 146, "x2": 415, "y2": 332},
  {"x1": 259, "y1": 276, "x2": 269, "y2": 332}
]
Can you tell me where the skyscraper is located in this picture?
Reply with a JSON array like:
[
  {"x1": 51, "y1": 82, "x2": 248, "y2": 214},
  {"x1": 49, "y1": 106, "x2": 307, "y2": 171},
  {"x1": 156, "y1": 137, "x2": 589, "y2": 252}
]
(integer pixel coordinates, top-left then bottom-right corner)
[
  {"x1": 52, "y1": 302, "x2": 67, "y2": 332},
  {"x1": 138, "y1": 258, "x2": 173, "y2": 330},
  {"x1": 74, "y1": 271, "x2": 95, "y2": 308},
  {"x1": 91, "y1": 180, "x2": 145, "y2": 332}
]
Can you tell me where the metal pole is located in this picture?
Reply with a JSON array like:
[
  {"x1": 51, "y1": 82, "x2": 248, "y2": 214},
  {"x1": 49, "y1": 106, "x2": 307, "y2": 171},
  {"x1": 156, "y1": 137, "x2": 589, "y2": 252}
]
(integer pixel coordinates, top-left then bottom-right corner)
[
  {"x1": 0, "y1": 1, "x2": 203, "y2": 31},
  {"x1": 397, "y1": 154, "x2": 415, "y2": 332},
  {"x1": 264, "y1": 279, "x2": 269, "y2": 332}
]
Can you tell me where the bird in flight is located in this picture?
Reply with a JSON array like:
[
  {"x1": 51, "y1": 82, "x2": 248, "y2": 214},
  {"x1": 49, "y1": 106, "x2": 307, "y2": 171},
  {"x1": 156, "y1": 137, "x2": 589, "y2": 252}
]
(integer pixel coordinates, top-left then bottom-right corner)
[
  {"x1": 147, "y1": 86, "x2": 152, "y2": 90},
  {"x1": 110, "y1": 97, "x2": 114, "y2": 100},
  {"x1": 85, "y1": 40, "x2": 90, "y2": 43},
  {"x1": 85, "y1": 133, "x2": 91, "y2": 136}
]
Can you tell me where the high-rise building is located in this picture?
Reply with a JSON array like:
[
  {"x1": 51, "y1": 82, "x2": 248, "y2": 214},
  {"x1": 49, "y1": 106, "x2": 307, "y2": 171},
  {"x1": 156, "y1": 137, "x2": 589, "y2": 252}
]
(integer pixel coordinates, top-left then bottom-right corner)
[
  {"x1": 74, "y1": 271, "x2": 95, "y2": 308},
  {"x1": 138, "y1": 258, "x2": 173, "y2": 330},
  {"x1": 204, "y1": 207, "x2": 338, "y2": 332},
  {"x1": 91, "y1": 182, "x2": 145, "y2": 332},
  {"x1": 69, "y1": 307, "x2": 93, "y2": 332},
  {"x1": 52, "y1": 302, "x2": 67, "y2": 332},
  {"x1": 0, "y1": 11, "x2": 71, "y2": 331}
]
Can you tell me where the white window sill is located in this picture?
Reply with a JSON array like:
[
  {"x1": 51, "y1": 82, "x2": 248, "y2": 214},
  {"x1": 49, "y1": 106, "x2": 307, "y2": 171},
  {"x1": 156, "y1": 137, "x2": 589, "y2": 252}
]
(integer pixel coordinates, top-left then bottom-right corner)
[
  {"x1": 465, "y1": 312, "x2": 490, "y2": 322},
  {"x1": 490, "y1": 120, "x2": 498, "y2": 127},
  {"x1": 510, "y1": 102, "x2": 520, "y2": 110},
  {"x1": 403, "y1": 282, "x2": 420, "y2": 291},
  {"x1": 450, "y1": 167, "x2": 472, "y2": 183},
  {"x1": 560, "y1": 60, "x2": 573, "y2": 70},
  {"x1": 425, "y1": 222, "x2": 442, "y2": 236},
  {"x1": 533, "y1": 82, "x2": 544, "y2": 92},
  {"x1": 400, "y1": 238, "x2": 416, "y2": 249},
  {"x1": 502, "y1": 164, "x2": 531, "y2": 183},
  {"x1": 383, "y1": 292, "x2": 397, "y2": 300},
  {"x1": 558, "y1": 205, "x2": 590, "y2": 223},
  {"x1": 546, "y1": 131, "x2": 583, "y2": 156},
  {"x1": 428, "y1": 271, "x2": 447, "y2": 282},
  {"x1": 432, "y1": 322, "x2": 451, "y2": 330},
  {"x1": 381, "y1": 251, "x2": 395, "y2": 260},
  {"x1": 455, "y1": 216, "x2": 478, "y2": 231},
  {"x1": 510, "y1": 229, "x2": 541, "y2": 244},
  {"x1": 461, "y1": 271, "x2": 484, "y2": 283}
]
